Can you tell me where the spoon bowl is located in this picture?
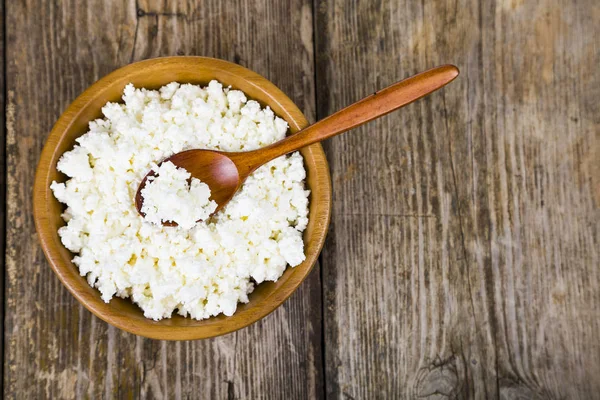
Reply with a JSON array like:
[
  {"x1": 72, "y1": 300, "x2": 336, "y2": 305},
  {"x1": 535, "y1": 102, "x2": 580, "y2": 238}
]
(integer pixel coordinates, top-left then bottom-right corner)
[{"x1": 135, "y1": 150, "x2": 242, "y2": 220}]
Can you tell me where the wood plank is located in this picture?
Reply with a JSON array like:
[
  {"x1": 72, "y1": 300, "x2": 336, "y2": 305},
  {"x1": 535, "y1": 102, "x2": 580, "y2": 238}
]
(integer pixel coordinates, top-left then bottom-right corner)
[
  {"x1": 316, "y1": 0, "x2": 599, "y2": 398},
  {"x1": 0, "y1": 0, "x2": 5, "y2": 389},
  {"x1": 4, "y1": 0, "x2": 322, "y2": 398}
]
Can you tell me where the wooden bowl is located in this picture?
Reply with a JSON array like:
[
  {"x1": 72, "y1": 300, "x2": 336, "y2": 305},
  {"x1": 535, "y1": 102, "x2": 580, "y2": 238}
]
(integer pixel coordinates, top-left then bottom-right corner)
[{"x1": 33, "y1": 57, "x2": 332, "y2": 340}]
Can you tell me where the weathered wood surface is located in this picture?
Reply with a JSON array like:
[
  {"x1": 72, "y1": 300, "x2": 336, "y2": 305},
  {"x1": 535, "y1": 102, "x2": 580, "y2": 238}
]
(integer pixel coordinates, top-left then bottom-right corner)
[
  {"x1": 3, "y1": 0, "x2": 599, "y2": 399},
  {"x1": 5, "y1": 0, "x2": 322, "y2": 399},
  {"x1": 316, "y1": 0, "x2": 599, "y2": 399},
  {"x1": 0, "y1": 0, "x2": 5, "y2": 386}
]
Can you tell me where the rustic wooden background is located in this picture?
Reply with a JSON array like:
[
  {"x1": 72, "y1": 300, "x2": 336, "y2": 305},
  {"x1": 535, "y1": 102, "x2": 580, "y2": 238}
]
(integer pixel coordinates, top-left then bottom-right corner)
[{"x1": 3, "y1": 0, "x2": 599, "y2": 398}]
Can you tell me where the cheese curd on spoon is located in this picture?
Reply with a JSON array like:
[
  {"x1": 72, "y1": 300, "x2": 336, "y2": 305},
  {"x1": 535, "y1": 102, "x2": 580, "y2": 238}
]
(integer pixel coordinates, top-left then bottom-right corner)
[
  {"x1": 140, "y1": 161, "x2": 217, "y2": 229},
  {"x1": 50, "y1": 81, "x2": 309, "y2": 320}
]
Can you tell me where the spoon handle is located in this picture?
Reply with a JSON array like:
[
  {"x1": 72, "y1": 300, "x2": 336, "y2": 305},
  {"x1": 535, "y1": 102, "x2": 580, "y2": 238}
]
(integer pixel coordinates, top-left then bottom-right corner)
[{"x1": 242, "y1": 64, "x2": 459, "y2": 171}]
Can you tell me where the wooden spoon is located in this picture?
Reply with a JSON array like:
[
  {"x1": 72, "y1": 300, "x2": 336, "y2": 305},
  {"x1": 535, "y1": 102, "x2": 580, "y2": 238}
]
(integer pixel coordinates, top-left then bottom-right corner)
[{"x1": 135, "y1": 64, "x2": 459, "y2": 224}]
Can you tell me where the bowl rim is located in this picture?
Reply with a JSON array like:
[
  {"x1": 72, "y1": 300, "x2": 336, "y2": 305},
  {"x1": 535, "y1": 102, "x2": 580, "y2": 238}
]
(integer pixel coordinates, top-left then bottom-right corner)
[{"x1": 33, "y1": 56, "x2": 332, "y2": 340}]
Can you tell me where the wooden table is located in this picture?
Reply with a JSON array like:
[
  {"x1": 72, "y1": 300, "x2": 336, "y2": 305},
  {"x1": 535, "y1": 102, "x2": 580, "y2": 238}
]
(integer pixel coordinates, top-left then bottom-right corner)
[{"x1": 3, "y1": 0, "x2": 598, "y2": 398}]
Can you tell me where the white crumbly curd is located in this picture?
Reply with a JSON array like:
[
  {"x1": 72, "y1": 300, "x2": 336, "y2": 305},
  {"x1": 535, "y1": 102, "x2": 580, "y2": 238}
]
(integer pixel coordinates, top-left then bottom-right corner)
[
  {"x1": 50, "y1": 81, "x2": 309, "y2": 320},
  {"x1": 140, "y1": 161, "x2": 217, "y2": 229}
]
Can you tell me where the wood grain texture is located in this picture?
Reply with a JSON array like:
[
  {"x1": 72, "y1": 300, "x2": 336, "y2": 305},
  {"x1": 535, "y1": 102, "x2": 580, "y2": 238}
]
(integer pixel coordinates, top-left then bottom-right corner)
[
  {"x1": 5, "y1": 0, "x2": 600, "y2": 398},
  {"x1": 0, "y1": 0, "x2": 5, "y2": 387},
  {"x1": 316, "y1": 0, "x2": 599, "y2": 399},
  {"x1": 5, "y1": 0, "x2": 322, "y2": 398}
]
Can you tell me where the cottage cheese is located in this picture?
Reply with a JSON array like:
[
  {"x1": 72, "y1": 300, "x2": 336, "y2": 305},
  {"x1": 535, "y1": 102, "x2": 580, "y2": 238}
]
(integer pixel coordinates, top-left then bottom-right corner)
[
  {"x1": 50, "y1": 81, "x2": 309, "y2": 320},
  {"x1": 140, "y1": 161, "x2": 217, "y2": 229}
]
